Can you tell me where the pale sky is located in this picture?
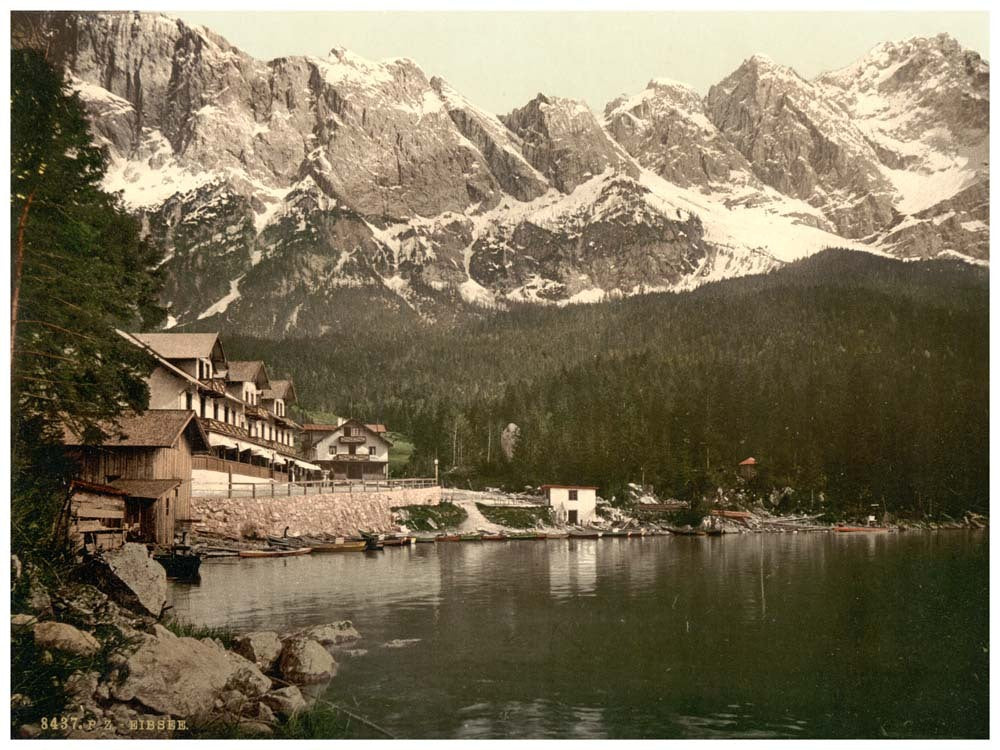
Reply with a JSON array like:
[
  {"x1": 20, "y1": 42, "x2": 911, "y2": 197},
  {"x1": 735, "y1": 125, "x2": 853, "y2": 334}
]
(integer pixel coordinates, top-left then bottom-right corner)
[{"x1": 175, "y1": 12, "x2": 989, "y2": 114}]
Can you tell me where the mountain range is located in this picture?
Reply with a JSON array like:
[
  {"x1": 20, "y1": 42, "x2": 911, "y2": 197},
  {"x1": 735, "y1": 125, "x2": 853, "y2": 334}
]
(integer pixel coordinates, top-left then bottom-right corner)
[{"x1": 12, "y1": 12, "x2": 989, "y2": 337}]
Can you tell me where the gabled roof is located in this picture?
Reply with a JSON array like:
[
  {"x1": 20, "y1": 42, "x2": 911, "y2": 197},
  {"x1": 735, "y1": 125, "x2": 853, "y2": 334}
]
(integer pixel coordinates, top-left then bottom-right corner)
[
  {"x1": 739, "y1": 457, "x2": 758, "y2": 466},
  {"x1": 69, "y1": 479, "x2": 129, "y2": 497},
  {"x1": 301, "y1": 423, "x2": 339, "y2": 432},
  {"x1": 63, "y1": 410, "x2": 210, "y2": 452},
  {"x1": 228, "y1": 360, "x2": 269, "y2": 388},
  {"x1": 366, "y1": 423, "x2": 387, "y2": 434},
  {"x1": 130, "y1": 332, "x2": 225, "y2": 361},
  {"x1": 332, "y1": 418, "x2": 393, "y2": 446},
  {"x1": 541, "y1": 484, "x2": 599, "y2": 490},
  {"x1": 110, "y1": 478, "x2": 182, "y2": 500},
  {"x1": 262, "y1": 379, "x2": 297, "y2": 403}
]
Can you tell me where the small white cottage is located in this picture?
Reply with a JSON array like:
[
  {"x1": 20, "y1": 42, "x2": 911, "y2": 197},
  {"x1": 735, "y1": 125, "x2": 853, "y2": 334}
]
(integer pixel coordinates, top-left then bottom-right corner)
[{"x1": 543, "y1": 485, "x2": 598, "y2": 526}]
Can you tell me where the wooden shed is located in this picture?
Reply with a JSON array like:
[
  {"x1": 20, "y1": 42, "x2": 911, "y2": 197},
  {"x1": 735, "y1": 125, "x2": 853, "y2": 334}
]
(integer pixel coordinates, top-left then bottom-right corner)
[
  {"x1": 738, "y1": 456, "x2": 758, "y2": 480},
  {"x1": 64, "y1": 410, "x2": 210, "y2": 546},
  {"x1": 67, "y1": 480, "x2": 129, "y2": 552}
]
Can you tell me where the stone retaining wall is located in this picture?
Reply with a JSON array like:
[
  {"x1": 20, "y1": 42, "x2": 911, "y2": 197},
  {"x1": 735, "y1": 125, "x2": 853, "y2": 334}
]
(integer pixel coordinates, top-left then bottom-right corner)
[{"x1": 192, "y1": 486, "x2": 441, "y2": 539}]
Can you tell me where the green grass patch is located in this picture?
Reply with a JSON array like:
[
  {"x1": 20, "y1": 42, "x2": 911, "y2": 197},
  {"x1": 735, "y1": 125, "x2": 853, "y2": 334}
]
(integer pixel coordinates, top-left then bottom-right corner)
[
  {"x1": 391, "y1": 502, "x2": 467, "y2": 532},
  {"x1": 476, "y1": 504, "x2": 553, "y2": 529},
  {"x1": 161, "y1": 618, "x2": 238, "y2": 650},
  {"x1": 387, "y1": 432, "x2": 415, "y2": 476}
]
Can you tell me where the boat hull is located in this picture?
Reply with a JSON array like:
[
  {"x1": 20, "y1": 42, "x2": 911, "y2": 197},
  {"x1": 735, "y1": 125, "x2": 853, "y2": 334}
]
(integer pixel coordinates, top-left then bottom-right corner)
[
  {"x1": 154, "y1": 554, "x2": 202, "y2": 580},
  {"x1": 239, "y1": 547, "x2": 312, "y2": 558},
  {"x1": 311, "y1": 541, "x2": 367, "y2": 552}
]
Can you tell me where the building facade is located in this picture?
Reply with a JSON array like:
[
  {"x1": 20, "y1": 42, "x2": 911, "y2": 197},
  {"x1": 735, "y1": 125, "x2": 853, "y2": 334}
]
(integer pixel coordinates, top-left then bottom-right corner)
[
  {"x1": 543, "y1": 485, "x2": 599, "y2": 526},
  {"x1": 121, "y1": 331, "x2": 322, "y2": 483},
  {"x1": 301, "y1": 418, "x2": 392, "y2": 480}
]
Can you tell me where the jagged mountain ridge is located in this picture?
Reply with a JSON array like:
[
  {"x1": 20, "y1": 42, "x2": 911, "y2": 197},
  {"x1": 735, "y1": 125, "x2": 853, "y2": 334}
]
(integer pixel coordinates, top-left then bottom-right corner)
[{"x1": 12, "y1": 12, "x2": 989, "y2": 336}]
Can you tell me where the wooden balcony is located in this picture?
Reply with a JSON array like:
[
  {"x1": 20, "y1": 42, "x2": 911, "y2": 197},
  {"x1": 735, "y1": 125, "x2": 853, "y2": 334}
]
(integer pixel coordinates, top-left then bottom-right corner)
[
  {"x1": 339, "y1": 435, "x2": 366, "y2": 444},
  {"x1": 199, "y1": 378, "x2": 227, "y2": 395},
  {"x1": 196, "y1": 417, "x2": 305, "y2": 460}
]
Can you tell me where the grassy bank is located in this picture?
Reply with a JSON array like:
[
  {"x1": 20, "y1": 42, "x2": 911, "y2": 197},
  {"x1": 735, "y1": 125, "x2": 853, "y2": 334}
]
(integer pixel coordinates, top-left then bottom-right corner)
[
  {"x1": 161, "y1": 618, "x2": 238, "y2": 649},
  {"x1": 476, "y1": 504, "x2": 553, "y2": 529},
  {"x1": 392, "y1": 502, "x2": 467, "y2": 531}
]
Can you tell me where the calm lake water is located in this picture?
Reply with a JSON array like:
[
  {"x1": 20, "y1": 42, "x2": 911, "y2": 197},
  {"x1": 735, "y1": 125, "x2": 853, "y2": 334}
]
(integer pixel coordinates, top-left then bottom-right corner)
[{"x1": 167, "y1": 532, "x2": 988, "y2": 739}]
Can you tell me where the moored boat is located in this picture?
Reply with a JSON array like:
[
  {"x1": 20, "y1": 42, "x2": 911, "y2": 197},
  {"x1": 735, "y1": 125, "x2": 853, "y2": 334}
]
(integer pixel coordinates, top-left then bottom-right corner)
[
  {"x1": 508, "y1": 531, "x2": 539, "y2": 540},
  {"x1": 238, "y1": 547, "x2": 312, "y2": 558},
  {"x1": 153, "y1": 549, "x2": 202, "y2": 580},
  {"x1": 666, "y1": 526, "x2": 706, "y2": 536},
  {"x1": 482, "y1": 533, "x2": 508, "y2": 541},
  {"x1": 834, "y1": 526, "x2": 889, "y2": 533},
  {"x1": 311, "y1": 540, "x2": 367, "y2": 553},
  {"x1": 414, "y1": 536, "x2": 437, "y2": 543},
  {"x1": 436, "y1": 534, "x2": 461, "y2": 542},
  {"x1": 460, "y1": 533, "x2": 482, "y2": 542},
  {"x1": 568, "y1": 528, "x2": 603, "y2": 539},
  {"x1": 545, "y1": 531, "x2": 569, "y2": 539}
]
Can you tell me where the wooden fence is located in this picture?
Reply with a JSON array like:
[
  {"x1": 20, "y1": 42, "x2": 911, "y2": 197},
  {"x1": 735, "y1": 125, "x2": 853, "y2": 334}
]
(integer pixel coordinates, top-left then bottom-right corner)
[
  {"x1": 441, "y1": 489, "x2": 549, "y2": 507},
  {"x1": 193, "y1": 477, "x2": 437, "y2": 499}
]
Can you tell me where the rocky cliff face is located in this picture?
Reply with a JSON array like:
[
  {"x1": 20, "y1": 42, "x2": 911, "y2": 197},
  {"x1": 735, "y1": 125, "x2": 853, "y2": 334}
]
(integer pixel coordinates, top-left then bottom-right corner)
[{"x1": 12, "y1": 11, "x2": 989, "y2": 336}]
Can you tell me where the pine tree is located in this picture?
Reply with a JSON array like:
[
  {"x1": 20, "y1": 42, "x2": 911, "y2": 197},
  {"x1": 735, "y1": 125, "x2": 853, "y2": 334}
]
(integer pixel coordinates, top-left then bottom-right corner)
[{"x1": 11, "y1": 48, "x2": 165, "y2": 555}]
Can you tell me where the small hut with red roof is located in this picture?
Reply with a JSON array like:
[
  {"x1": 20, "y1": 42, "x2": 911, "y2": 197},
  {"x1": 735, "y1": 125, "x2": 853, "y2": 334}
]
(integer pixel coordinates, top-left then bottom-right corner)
[{"x1": 738, "y1": 457, "x2": 758, "y2": 480}]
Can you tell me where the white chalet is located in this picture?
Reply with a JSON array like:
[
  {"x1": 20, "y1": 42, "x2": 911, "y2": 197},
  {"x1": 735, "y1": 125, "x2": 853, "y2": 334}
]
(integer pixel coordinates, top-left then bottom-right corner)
[{"x1": 301, "y1": 418, "x2": 392, "y2": 481}]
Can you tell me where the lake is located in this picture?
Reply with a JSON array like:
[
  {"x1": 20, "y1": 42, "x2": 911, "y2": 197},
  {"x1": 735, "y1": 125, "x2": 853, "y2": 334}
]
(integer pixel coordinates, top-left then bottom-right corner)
[{"x1": 167, "y1": 531, "x2": 988, "y2": 739}]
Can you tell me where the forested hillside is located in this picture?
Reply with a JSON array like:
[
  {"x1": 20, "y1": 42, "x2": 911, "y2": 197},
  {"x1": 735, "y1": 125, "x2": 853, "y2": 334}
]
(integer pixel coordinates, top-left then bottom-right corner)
[{"x1": 222, "y1": 250, "x2": 988, "y2": 516}]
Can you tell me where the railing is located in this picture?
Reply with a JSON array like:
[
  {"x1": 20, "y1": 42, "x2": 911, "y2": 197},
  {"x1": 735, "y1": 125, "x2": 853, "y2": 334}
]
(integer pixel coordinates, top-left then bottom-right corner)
[
  {"x1": 193, "y1": 477, "x2": 437, "y2": 499},
  {"x1": 192, "y1": 455, "x2": 289, "y2": 482},
  {"x1": 441, "y1": 489, "x2": 549, "y2": 507},
  {"x1": 196, "y1": 417, "x2": 304, "y2": 458}
]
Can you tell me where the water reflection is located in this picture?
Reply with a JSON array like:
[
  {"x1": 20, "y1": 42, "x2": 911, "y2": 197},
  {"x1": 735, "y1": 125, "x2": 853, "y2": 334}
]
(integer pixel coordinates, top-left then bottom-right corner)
[{"x1": 168, "y1": 532, "x2": 988, "y2": 739}]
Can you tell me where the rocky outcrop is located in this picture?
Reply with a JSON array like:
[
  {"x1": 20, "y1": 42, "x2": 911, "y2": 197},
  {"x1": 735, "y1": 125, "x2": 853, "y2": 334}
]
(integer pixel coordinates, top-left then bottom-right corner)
[
  {"x1": 33, "y1": 621, "x2": 100, "y2": 657},
  {"x1": 90, "y1": 543, "x2": 167, "y2": 617},
  {"x1": 111, "y1": 624, "x2": 271, "y2": 717},
  {"x1": 260, "y1": 685, "x2": 309, "y2": 719},
  {"x1": 502, "y1": 94, "x2": 636, "y2": 193},
  {"x1": 291, "y1": 621, "x2": 362, "y2": 647},
  {"x1": 277, "y1": 637, "x2": 337, "y2": 684},
  {"x1": 233, "y1": 631, "x2": 284, "y2": 673}
]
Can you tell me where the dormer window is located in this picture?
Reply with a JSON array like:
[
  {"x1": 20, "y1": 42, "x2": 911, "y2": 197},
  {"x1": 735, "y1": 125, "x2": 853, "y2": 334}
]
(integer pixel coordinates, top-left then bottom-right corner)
[{"x1": 344, "y1": 425, "x2": 352, "y2": 437}]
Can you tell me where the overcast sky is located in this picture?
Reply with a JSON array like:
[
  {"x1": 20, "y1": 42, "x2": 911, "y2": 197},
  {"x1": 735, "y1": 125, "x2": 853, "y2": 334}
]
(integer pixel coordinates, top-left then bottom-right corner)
[{"x1": 175, "y1": 12, "x2": 989, "y2": 114}]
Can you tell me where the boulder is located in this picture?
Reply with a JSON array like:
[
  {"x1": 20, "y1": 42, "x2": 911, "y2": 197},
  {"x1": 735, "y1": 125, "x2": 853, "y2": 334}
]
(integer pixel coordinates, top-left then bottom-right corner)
[
  {"x1": 92, "y1": 544, "x2": 167, "y2": 617},
  {"x1": 260, "y1": 685, "x2": 308, "y2": 719},
  {"x1": 255, "y1": 701, "x2": 276, "y2": 724},
  {"x1": 111, "y1": 624, "x2": 267, "y2": 718},
  {"x1": 233, "y1": 631, "x2": 283, "y2": 672},
  {"x1": 222, "y1": 649, "x2": 272, "y2": 697},
  {"x1": 278, "y1": 638, "x2": 337, "y2": 684},
  {"x1": 33, "y1": 621, "x2": 100, "y2": 657},
  {"x1": 64, "y1": 670, "x2": 100, "y2": 703},
  {"x1": 291, "y1": 621, "x2": 361, "y2": 647},
  {"x1": 11, "y1": 613, "x2": 38, "y2": 629}
]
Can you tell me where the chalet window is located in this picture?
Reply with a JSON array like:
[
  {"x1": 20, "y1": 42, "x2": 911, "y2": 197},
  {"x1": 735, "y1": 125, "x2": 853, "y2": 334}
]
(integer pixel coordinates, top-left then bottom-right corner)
[
  {"x1": 349, "y1": 445, "x2": 357, "y2": 455},
  {"x1": 344, "y1": 426, "x2": 352, "y2": 437},
  {"x1": 185, "y1": 392, "x2": 193, "y2": 410},
  {"x1": 213, "y1": 401, "x2": 219, "y2": 420},
  {"x1": 368, "y1": 446, "x2": 376, "y2": 456},
  {"x1": 329, "y1": 445, "x2": 336, "y2": 454},
  {"x1": 569, "y1": 490, "x2": 578, "y2": 501},
  {"x1": 200, "y1": 395, "x2": 207, "y2": 418},
  {"x1": 224, "y1": 405, "x2": 230, "y2": 424}
]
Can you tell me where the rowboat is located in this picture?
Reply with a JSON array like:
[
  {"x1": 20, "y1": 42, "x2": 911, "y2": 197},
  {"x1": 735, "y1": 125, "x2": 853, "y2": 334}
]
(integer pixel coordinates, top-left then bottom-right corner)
[
  {"x1": 568, "y1": 528, "x2": 603, "y2": 539},
  {"x1": 414, "y1": 536, "x2": 437, "y2": 543},
  {"x1": 603, "y1": 529, "x2": 629, "y2": 538},
  {"x1": 834, "y1": 526, "x2": 889, "y2": 533},
  {"x1": 545, "y1": 531, "x2": 569, "y2": 539},
  {"x1": 482, "y1": 533, "x2": 508, "y2": 541},
  {"x1": 239, "y1": 547, "x2": 312, "y2": 558},
  {"x1": 436, "y1": 534, "x2": 461, "y2": 542},
  {"x1": 460, "y1": 533, "x2": 482, "y2": 542},
  {"x1": 311, "y1": 540, "x2": 367, "y2": 553},
  {"x1": 153, "y1": 549, "x2": 202, "y2": 580},
  {"x1": 508, "y1": 532, "x2": 542, "y2": 540},
  {"x1": 382, "y1": 536, "x2": 412, "y2": 547}
]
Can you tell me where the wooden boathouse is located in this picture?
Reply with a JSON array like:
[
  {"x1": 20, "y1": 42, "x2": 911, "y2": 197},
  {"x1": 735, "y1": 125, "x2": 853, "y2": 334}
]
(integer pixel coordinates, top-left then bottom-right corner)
[{"x1": 63, "y1": 410, "x2": 211, "y2": 545}]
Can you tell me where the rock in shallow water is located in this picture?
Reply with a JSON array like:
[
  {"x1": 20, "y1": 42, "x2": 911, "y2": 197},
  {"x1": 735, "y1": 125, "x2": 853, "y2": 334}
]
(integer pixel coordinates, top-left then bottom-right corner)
[{"x1": 278, "y1": 638, "x2": 337, "y2": 684}]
